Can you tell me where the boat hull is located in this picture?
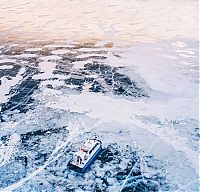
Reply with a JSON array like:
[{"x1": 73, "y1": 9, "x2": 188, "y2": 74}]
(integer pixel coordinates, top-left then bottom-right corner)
[{"x1": 68, "y1": 145, "x2": 102, "y2": 172}]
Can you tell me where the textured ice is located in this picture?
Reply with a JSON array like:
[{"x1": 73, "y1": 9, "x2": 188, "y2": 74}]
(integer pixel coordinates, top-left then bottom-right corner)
[
  {"x1": 0, "y1": 133, "x2": 21, "y2": 167},
  {"x1": 0, "y1": 59, "x2": 16, "y2": 64},
  {"x1": 0, "y1": 67, "x2": 26, "y2": 103},
  {"x1": 12, "y1": 54, "x2": 37, "y2": 59},
  {"x1": 0, "y1": 1, "x2": 198, "y2": 190},
  {"x1": 0, "y1": 38, "x2": 198, "y2": 192}
]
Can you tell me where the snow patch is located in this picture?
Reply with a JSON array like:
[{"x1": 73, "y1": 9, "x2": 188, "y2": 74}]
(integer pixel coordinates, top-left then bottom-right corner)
[
  {"x1": 0, "y1": 65, "x2": 13, "y2": 69},
  {"x1": 0, "y1": 59, "x2": 16, "y2": 64},
  {"x1": 0, "y1": 67, "x2": 26, "y2": 103},
  {"x1": 39, "y1": 55, "x2": 62, "y2": 61},
  {"x1": 72, "y1": 60, "x2": 92, "y2": 69},
  {"x1": 32, "y1": 62, "x2": 56, "y2": 80},
  {"x1": 51, "y1": 49, "x2": 76, "y2": 55},
  {"x1": 25, "y1": 48, "x2": 43, "y2": 52}
]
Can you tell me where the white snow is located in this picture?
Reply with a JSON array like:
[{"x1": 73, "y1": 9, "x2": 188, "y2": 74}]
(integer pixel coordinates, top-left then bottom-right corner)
[
  {"x1": 40, "y1": 80, "x2": 65, "y2": 87},
  {"x1": 0, "y1": 65, "x2": 13, "y2": 69},
  {"x1": 72, "y1": 60, "x2": 92, "y2": 69},
  {"x1": 25, "y1": 48, "x2": 43, "y2": 52},
  {"x1": 65, "y1": 84, "x2": 80, "y2": 89},
  {"x1": 39, "y1": 55, "x2": 62, "y2": 61},
  {"x1": 0, "y1": 0, "x2": 198, "y2": 189},
  {"x1": 120, "y1": 42, "x2": 198, "y2": 97},
  {"x1": 51, "y1": 49, "x2": 75, "y2": 55},
  {"x1": 44, "y1": 91, "x2": 198, "y2": 127},
  {"x1": 38, "y1": 62, "x2": 56, "y2": 74},
  {"x1": 0, "y1": 59, "x2": 16, "y2": 64},
  {"x1": 32, "y1": 62, "x2": 57, "y2": 80},
  {"x1": 105, "y1": 52, "x2": 127, "y2": 67},
  {"x1": 0, "y1": 67, "x2": 26, "y2": 103}
]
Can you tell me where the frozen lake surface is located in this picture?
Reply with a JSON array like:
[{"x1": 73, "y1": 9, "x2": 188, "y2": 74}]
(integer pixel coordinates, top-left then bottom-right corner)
[
  {"x1": 0, "y1": 0, "x2": 198, "y2": 42},
  {"x1": 0, "y1": 0, "x2": 199, "y2": 192}
]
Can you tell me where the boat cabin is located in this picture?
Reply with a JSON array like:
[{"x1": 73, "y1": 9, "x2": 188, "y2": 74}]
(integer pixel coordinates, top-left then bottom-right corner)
[{"x1": 68, "y1": 139, "x2": 102, "y2": 172}]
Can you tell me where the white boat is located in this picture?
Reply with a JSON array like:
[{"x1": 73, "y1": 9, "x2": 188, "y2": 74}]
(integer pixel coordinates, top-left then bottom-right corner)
[{"x1": 68, "y1": 138, "x2": 102, "y2": 172}]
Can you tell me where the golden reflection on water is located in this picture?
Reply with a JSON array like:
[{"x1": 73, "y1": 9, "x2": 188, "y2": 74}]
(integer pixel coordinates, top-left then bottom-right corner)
[{"x1": 0, "y1": 0, "x2": 198, "y2": 43}]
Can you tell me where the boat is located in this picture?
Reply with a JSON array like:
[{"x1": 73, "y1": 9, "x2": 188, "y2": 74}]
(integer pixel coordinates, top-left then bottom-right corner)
[{"x1": 68, "y1": 138, "x2": 102, "y2": 172}]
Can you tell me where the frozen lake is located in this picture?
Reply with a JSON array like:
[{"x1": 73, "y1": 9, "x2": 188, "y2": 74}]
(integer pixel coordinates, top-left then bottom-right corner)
[
  {"x1": 0, "y1": 1, "x2": 199, "y2": 191},
  {"x1": 0, "y1": 0, "x2": 198, "y2": 42}
]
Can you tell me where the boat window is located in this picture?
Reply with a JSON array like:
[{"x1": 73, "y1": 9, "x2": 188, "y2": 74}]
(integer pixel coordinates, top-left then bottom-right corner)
[{"x1": 88, "y1": 143, "x2": 98, "y2": 154}]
